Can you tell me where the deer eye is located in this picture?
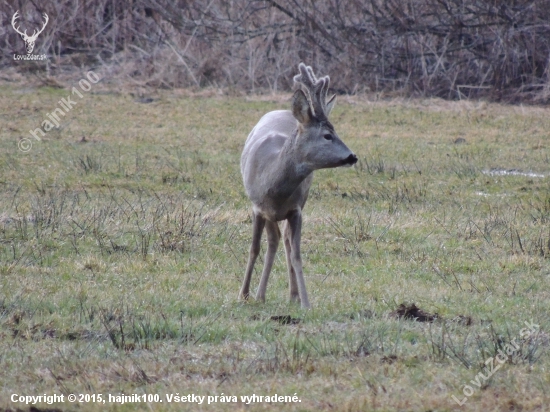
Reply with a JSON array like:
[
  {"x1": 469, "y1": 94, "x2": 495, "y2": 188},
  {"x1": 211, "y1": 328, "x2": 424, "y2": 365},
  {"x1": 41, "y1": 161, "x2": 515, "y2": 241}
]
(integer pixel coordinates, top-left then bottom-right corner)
[{"x1": 323, "y1": 133, "x2": 333, "y2": 141}]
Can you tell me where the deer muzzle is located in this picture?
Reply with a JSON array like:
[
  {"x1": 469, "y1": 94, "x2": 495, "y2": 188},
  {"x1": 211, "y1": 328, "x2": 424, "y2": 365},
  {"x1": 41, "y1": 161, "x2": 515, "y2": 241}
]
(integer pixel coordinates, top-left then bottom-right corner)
[{"x1": 341, "y1": 154, "x2": 358, "y2": 166}]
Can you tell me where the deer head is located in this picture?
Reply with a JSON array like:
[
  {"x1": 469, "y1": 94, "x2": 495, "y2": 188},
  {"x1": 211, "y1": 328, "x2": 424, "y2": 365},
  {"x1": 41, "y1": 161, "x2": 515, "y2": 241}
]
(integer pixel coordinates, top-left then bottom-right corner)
[
  {"x1": 291, "y1": 63, "x2": 358, "y2": 170},
  {"x1": 12, "y1": 11, "x2": 49, "y2": 54}
]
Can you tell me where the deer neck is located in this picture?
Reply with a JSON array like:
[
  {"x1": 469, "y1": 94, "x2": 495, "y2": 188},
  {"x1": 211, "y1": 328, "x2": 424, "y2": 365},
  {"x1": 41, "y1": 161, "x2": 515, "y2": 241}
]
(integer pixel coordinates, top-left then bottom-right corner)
[{"x1": 268, "y1": 130, "x2": 312, "y2": 200}]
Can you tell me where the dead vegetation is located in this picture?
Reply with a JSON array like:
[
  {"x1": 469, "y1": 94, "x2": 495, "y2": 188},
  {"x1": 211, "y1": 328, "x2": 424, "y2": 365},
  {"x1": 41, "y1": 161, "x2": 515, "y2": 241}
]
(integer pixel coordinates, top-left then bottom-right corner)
[
  {"x1": 2, "y1": 0, "x2": 550, "y2": 103},
  {"x1": 390, "y1": 302, "x2": 438, "y2": 322}
]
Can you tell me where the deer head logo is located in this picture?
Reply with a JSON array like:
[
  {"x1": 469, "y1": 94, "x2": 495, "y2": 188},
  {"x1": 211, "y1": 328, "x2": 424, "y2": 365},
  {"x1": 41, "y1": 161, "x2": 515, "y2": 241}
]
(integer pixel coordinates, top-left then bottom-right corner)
[{"x1": 12, "y1": 11, "x2": 49, "y2": 54}]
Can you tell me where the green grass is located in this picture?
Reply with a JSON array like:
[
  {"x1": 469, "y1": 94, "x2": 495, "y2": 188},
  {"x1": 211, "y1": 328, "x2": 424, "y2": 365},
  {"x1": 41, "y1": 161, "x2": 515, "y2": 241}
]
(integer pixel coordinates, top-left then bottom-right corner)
[{"x1": 1, "y1": 85, "x2": 550, "y2": 411}]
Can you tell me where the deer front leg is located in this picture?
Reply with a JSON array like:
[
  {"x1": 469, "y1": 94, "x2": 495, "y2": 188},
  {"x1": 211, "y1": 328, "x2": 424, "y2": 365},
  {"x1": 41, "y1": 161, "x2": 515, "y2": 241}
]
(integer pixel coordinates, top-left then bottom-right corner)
[
  {"x1": 239, "y1": 213, "x2": 265, "y2": 300},
  {"x1": 287, "y1": 210, "x2": 310, "y2": 309},
  {"x1": 255, "y1": 220, "x2": 280, "y2": 302},
  {"x1": 283, "y1": 221, "x2": 300, "y2": 304}
]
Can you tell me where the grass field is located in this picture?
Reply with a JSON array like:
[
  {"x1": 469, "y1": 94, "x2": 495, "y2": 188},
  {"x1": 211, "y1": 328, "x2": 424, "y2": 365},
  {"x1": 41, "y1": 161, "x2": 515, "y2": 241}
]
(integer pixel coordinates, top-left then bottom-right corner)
[{"x1": 1, "y1": 82, "x2": 550, "y2": 411}]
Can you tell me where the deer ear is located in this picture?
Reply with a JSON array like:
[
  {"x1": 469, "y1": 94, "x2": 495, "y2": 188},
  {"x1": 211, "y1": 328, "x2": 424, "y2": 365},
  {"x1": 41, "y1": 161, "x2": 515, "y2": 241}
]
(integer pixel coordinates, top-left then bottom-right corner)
[
  {"x1": 292, "y1": 89, "x2": 312, "y2": 124},
  {"x1": 325, "y1": 94, "x2": 336, "y2": 117}
]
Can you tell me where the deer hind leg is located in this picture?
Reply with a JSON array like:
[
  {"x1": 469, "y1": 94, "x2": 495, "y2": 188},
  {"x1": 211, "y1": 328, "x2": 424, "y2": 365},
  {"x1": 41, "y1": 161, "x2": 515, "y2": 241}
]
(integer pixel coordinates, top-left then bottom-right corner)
[
  {"x1": 287, "y1": 210, "x2": 310, "y2": 309},
  {"x1": 284, "y1": 220, "x2": 300, "y2": 304},
  {"x1": 255, "y1": 220, "x2": 280, "y2": 303},
  {"x1": 239, "y1": 213, "x2": 265, "y2": 300}
]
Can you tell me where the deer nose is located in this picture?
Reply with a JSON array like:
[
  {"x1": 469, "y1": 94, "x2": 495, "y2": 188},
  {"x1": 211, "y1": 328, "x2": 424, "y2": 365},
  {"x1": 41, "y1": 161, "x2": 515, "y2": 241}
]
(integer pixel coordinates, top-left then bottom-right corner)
[{"x1": 345, "y1": 154, "x2": 358, "y2": 165}]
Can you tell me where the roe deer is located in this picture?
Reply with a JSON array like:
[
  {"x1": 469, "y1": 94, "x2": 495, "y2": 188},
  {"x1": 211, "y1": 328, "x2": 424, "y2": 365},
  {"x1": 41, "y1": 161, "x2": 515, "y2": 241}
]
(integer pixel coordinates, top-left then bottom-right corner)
[{"x1": 239, "y1": 63, "x2": 357, "y2": 309}]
